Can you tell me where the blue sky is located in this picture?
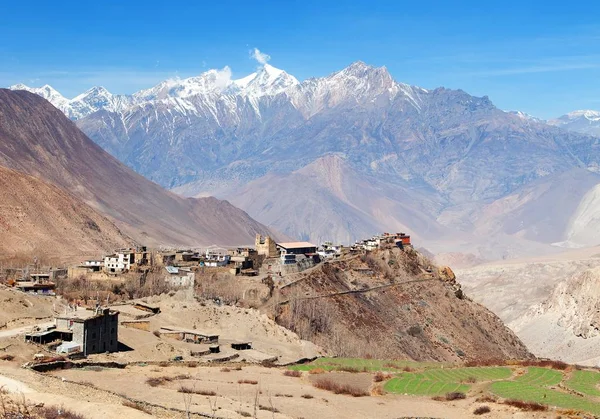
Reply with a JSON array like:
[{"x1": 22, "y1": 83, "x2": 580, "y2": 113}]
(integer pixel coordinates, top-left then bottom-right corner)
[{"x1": 1, "y1": 0, "x2": 600, "y2": 118}]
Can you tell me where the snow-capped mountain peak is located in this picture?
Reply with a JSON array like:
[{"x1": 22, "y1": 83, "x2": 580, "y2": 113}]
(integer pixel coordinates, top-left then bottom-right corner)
[
  {"x1": 232, "y1": 64, "x2": 299, "y2": 97},
  {"x1": 549, "y1": 109, "x2": 600, "y2": 137}
]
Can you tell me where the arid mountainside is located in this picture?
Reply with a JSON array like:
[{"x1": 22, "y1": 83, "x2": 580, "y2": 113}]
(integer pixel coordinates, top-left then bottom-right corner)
[
  {"x1": 270, "y1": 247, "x2": 531, "y2": 362},
  {"x1": 0, "y1": 89, "x2": 278, "y2": 248},
  {"x1": 0, "y1": 165, "x2": 132, "y2": 261},
  {"x1": 510, "y1": 266, "x2": 600, "y2": 366},
  {"x1": 457, "y1": 246, "x2": 600, "y2": 365}
]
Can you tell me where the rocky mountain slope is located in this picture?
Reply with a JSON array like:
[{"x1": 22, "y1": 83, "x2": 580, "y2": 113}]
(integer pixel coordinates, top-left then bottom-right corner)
[
  {"x1": 0, "y1": 89, "x2": 278, "y2": 248},
  {"x1": 0, "y1": 165, "x2": 132, "y2": 260},
  {"x1": 12, "y1": 63, "x2": 600, "y2": 256},
  {"x1": 271, "y1": 246, "x2": 531, "y2": 362},
  {"x1": 456, "y1": 246, "x2": 600, "y2": 365},
  {"x1": 549, "y1": 110, "x2": 600, "y2": 137}
]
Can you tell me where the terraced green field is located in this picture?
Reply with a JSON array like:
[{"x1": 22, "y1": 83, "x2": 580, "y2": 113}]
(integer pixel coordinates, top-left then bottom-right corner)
[
  {"x1": 288, "y1": 357, "x2": 600, "y2": 415},
  {"x1": 490, "y1": 381, "x2": 600, "y2": 415},
  {"x1": 384, "y1": 375, "x2": 469, "y2": 396},
  {"x1": 288, "y1": 357, "x2": 446, "y2": 372},
  {"x1": 565, "y1": 370, "x2": 600, "y2": 397}
]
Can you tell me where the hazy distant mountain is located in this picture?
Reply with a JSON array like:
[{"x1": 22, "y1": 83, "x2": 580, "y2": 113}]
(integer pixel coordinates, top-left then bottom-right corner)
[
  {"x1": 548, "y1": 110, "x2": 600, "y2": 137},
  {"x1": 11, "y1": 63, "x2": 600, "y2": 256}
]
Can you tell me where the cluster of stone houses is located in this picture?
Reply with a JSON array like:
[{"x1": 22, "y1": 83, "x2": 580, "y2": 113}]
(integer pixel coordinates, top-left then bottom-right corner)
[{"x1": 350, "y1": 232, "x2": 412, "y2": 251}]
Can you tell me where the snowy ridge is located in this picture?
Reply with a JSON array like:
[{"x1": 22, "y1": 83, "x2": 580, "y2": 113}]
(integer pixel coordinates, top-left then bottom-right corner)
[{"x1": 9, "y1": 61, "x2": 424, "y2": 120}]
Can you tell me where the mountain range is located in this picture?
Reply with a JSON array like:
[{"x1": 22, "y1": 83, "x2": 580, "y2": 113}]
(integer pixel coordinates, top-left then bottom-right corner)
[
  {"x1": 10, "y1": 62, "x2": 600, "y2": 260},
  {"x1": 0, "y1": 89, "x2": 278, "y2": 255}
]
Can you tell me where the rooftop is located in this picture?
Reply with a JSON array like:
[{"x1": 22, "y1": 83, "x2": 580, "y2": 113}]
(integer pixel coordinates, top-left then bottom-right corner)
[{"x1": 277, "y1": 241, "x2": 317, "y2": 249}]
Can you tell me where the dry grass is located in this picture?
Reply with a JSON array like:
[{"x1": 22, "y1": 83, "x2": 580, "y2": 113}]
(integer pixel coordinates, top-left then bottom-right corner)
[
  {"x1": 283, "y1": 370, "x2": 302, "y2": 377},
  {"x1": 475, "y1": 395, "x2": 497, "y2": 403},
  {"x1": 186, "y1": 361, "x2": 198, "y2": 368},
  {"x1": 445, "y1": 392, "x2": 467, "y2": 401},
  {"x1": 473, "y1": 405, "x2": 491, "y2": 415},
  {"x1": 145, "y1": 374, "x2": 190, "y2": 387},
  {"x1": 519, "y1": 359, "x2": 569, "y2": 370},
  {"x1": 220, "y1": 367, "x2": 231, "y2": 372},
  {"x1": 308, "y1": 368, "x2": 326, "y2": 375},
  {"x1": 237, "y1": 379, "x2": 258, "y2": 385},
  {"x1": 465, "y1": 359, "x2": 506, "y2": 367},
  {"x1": 371, "y1": 384, "x2": 385, "y2": 396},
  {"x1": 178, "y1": 386, "x2": 217, "y2": 396},
  {"x1": 503, "y1": 399, "x2": 548, "y2": 412},
  {"x1": 275, "y1": 393, "x2": 293, "y2": 398},
  {"x1": 259, "y1": 405, "x2": 279, "y2": 413},
  {"x1": 122, "y1": 400, "x2": 151, "y2": 414},
  {"x1": 373, "y1": 371, "x2": 392, "y2": 382},
  {"x1": 312, "y1": 378, "x2": 369, "y2": 397}
]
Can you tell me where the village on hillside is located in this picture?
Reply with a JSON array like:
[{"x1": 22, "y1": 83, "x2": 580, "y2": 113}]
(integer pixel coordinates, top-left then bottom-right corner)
[{"x1": 0, "y1": 232, "x2": 416, "y2": 363}]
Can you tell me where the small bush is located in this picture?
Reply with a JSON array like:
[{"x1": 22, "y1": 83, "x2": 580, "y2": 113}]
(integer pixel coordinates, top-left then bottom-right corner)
[
  {"x1": 146, "y1": 377, "x2": 164, "y2": 387},
  {"x1": 152, "y1": 330, "x2": 161, "y2": 337},
  {"x1": 178, "y1": 386, "x2": 216, "y2": 396},
  {"x1": 503, "y1": 399, "x2": 548, "y2": 412},
  {"x1": 37, "y1": 405, "x2": 86, "y2": 419},
  {"x1": 187, "y1": 361, "x2": 198, "y2": 368},
  {"x1": 519, "y1": 359, "x2": 568, "y2": 370},
  {"x1": 220, "y1": 367, "x2": 231, "y2": 372},
  {"x1": 0, "y1": 354, "x2": 14, "y2": 361},
  {"x1": 237, "y1": 411, "x2": 252, "y2": 417},
  {"x1": 233, "y1": 366, "x2": 243, "y2": 371},
  {"x1": 283, "y1": 370, "x2": 302, "y2": 377},
  {"x1": 475, "y1": 395, "x2": 497, "y2": 403},
  {"x1": 473, "y1": 405, "x2": 491, "y2": 415},
  {"x1": 238, "y1": 379, "x2": 258, "y2": 385},
  {"x1": 312, "y1": 378, "x2": 369, "y2": 397},
  {"x1": 373, "y1": 371, "x2": 392, "y2": 382},
  {"x1": 275, "y1": 393, "x2": 293, "y2": 398},
  {"x1": 371, "y1": 384, "x2": 385, "y2": 396},
  {"x1": 301, "y1": 394, "x2": 314, "y2": 399},
  {"x1": 259, "y1": 405, "x2": 279, "y2": 413},
  {"x1": 445, "y1": 392, "x2": 466, "y2": 401},
  {"x1": 158, "y1": 361, "x2": 169, "y2": 367},
  {"x1": 122, "y1": 400, "x2": 151, "y2": 414}
]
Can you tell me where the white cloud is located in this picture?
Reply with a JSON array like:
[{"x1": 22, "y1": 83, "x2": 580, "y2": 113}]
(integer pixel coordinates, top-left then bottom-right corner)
[
  {"x1": 250, "y1": 48, "x2": 271, "y2": 65},
  {"x1": 213, "y1": 66, "x2": 232, "y2": 90}
]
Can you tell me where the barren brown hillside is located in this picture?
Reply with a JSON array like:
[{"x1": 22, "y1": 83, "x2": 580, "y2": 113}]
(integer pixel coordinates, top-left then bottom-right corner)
[
  {"x1": 0, "y1": 165, "x2": 132, "y2": 260},
  {"x1": 271, "y1": 247, "x2": 532, "y2": 362},
  {"x1": 0, "y1": 89, "x2": 278, "y2": 248}
]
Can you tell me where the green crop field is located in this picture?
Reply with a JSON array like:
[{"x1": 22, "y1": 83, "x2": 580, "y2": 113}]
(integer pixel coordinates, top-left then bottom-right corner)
[
  {"x1": 288, "y1": 357, "x2": 447, "y2": 372},
  {"x1": 419, "y1": 367, "x2": 512, "y2": 383},
  {"x1": 490, "y1": 380, "x2": 600, "y2": 415},
  {"x1": 288, "y1": 357, "x2": 600, "y2": 415},
  {"x1": 514, "y1": 366, "x2": 562, "y2": 386},
  {"x1": 565, "y1": 370, "x2": 600, "y2": 397},
  {"x1": 384, "y1": 375, "x2": 470, "y2": 396}
]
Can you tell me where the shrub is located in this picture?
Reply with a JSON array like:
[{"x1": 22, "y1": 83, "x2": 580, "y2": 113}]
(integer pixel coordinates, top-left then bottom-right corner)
[
  {"x1": 445, "y1": 392, "x2": 466, "y2": 401},
  {"x1": 152, "y1": 330, "x2": 161, "y2": 337},
  {"x1": 406, "y1": 325, "x2": 423, "y2": 337},
  {"x1": 221, "y1": 367, "x2": 231, "y2": 372},
  {"x1": 275, "y1": 393, "x2": 293, "y2": 398},
  {"x1": 473, "y1": 405, "x2": 491, "y2": 415},
  {"x1": 37, "y1": 405, "x2": 86, "y2": 419},
  {"x1": 283, "y1": 370, "x2": 302, "y2": 377},
  {"x1": 312, "y1": 378, "x2": 369, "y2": 397},
  {"x1": 146, "y1": 377, "x2": 164, "y2": 387},
  {"x1": 259, "y1": 405, "x2": 279, "y2": 413},
  {"x1": 158, "y1": 361, "x2": 169, "y2": 367},
  {"x1": 186, "y1": 361, "x2": 198, "y2": 368},
  {"x1": 237, "y1": 411, "x2": 252, "y2": 417},
  {"x1": 237, "y1": 379, "x2": 258, "y2": 385},
  {"x1": 178, "y1": 386, "x2": 216, "y2": 396},
  {"x1": 301, "y1": 394, "x2": 314, "y2": 399},
  {"x1": 0, "y1": 354, "x2": 14, "y2": 361},
  {"x1": 371, "y1": 384, "x2": 385, "y2": 396},
  {"x1": 475, "y1": 395, "x2": 497, "y2": 403},
  {"x1": 373, "y1": 371, "x2": 392, "y2": 382},
  {"x1": 519, "y1": 359, "x2": 568, "y2": 370},
  {"x1": 503, "y1": 399, "x2": 548, "y2": 411},
  {"x1": 122, "y1": 401, "x2": 152, "y2": 414}
]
